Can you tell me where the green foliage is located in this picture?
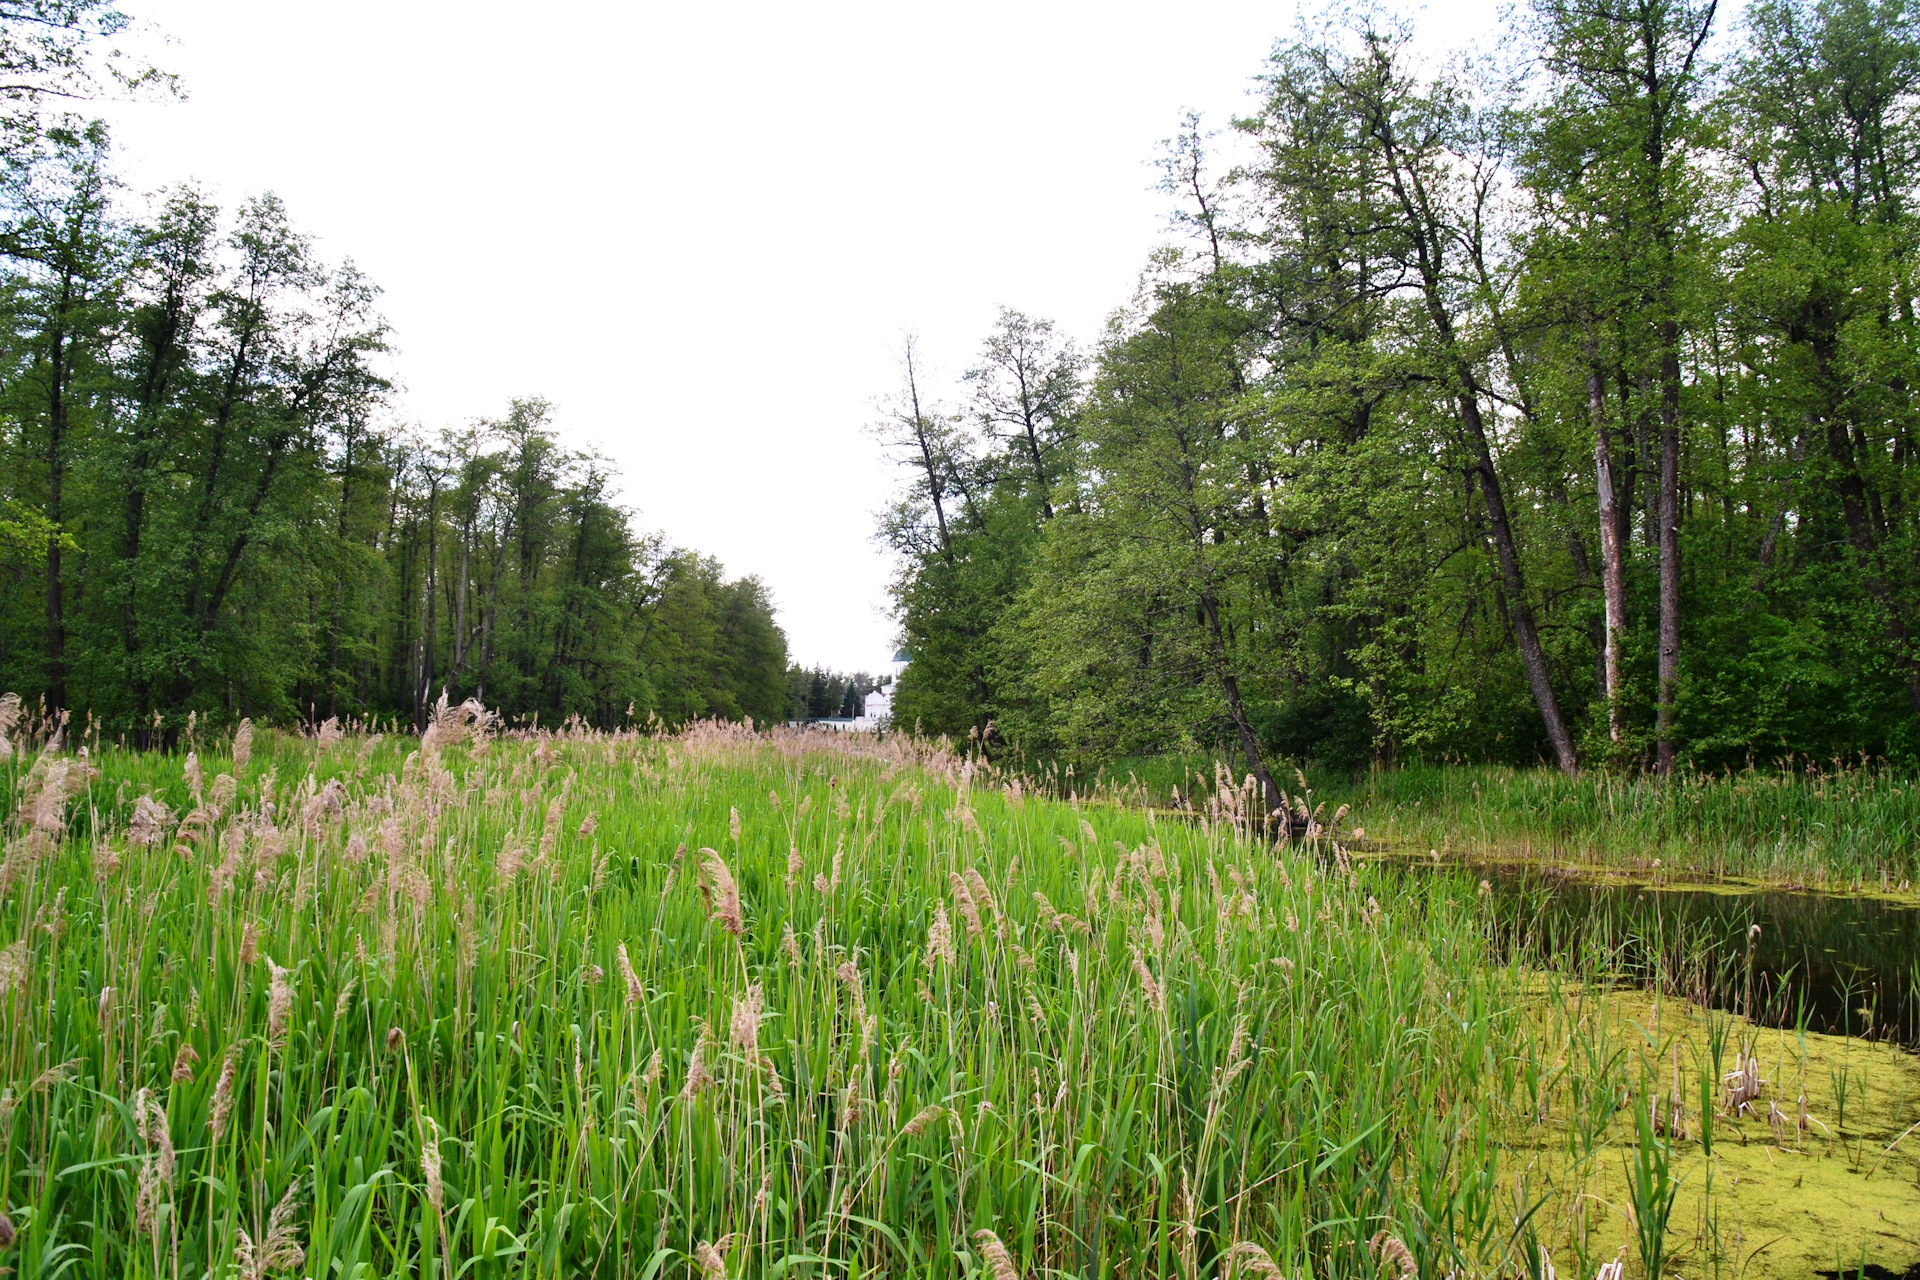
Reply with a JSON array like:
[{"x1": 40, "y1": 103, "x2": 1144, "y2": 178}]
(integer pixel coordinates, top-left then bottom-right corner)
[
  {"x1": 882, "y1": 0, "x2": 1920, "y2": 776},
  {"x1": 0, "y1": 145, "x2": 786, "y2": 734}
]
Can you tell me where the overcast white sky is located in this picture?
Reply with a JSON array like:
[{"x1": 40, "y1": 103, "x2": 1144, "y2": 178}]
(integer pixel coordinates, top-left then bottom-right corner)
[{"x1": 100, "y1": 0, "x2": 1504, "y2": 673}]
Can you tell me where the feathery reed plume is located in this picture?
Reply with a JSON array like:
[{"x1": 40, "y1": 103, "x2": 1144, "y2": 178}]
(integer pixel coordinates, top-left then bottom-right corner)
[
  {"x1": 210, "y1": 772, "x2": 237, "y2": 812},
  {"x1": 420, "y1": 1118, "x2": 444, "y2": 1213},
  {"x1": 698, "y1": 848, "x2": 745, "y2": 935},
  {"x1": 1369, "y1": 1230, "x2": 1415, "y2": 1279},
  {"x1": 239, "y1": 922, "x2": 259, "y2": 968},
  {"x1": 695, "y1": 1236, "x2": 735, "y2": 1280},
  {"x1": 315, "y1": 716, "x2": 343, "y2": 750},
  {"x1": 1227, "y1": 1242, "x2": 1286, "y2": 1279},
  {"x1": 263, "y1": 967, "x2": 291, "y2": 1043},
  {"x1": 617, "y1": 942, "x2": 643, "y2": 1006},
  {"x1": 0, "y1": 1211, "x2": 13, "y2": 1248},
  {"x1": 1031, "y1": 891, "x2": 1058, "y2": 930},
  {"x1": 128, "y1": 795, "x2": 174, "y2": 847},
  {"x1": 730, "y1": 983, "x2": 765, "y2": 1055},
  {"x1": 0, "y1": 941, "x2": 28, "y2": 998},
  {"x1": 578, "y1": 813, "x2": 597, "y2": 838},
  {"x1": 29, "y1": 1059, "x2": 77, "y2": 1094},
  {"x1": 170, "y1": 1042, "x2": 199, "y2": 1083},
  {"x1": 497, "y1": 842, "x2": 524, "y2": 887},
  {"x1": 184, "y1": 751, "x2": 205, "y2": 801},
  {"x1": 1130, "y1": 949, "x2": 1165, "y2": 1013},
  {"x1": 0, "y1": 692, "x2": 19, "y2": 757},
  {"x1": 782, "y1": 921, "x2": 801, "y2": 966},
  {"x1": 679, "y1": 1023, "x2": 714, "y2": 1102},
  {"x1": 729, "y1": 805, "x2": 742, "y2": 843},
  {"x1": 950, "y1": 872, "x2": 983, "y2": 940},
  {"x1": 925, "y1": 902, "x2": 955, "y2": 970},
  {"x1": 972, "y1": 1229, "x2": 1020, "y2": 1280},
  {"x1": 786, "y1": 843, "x2": 804, "y2": 889},
  {"x1": 963, "y1": 867, "x2": 996, "y2": 923},
  {"x1": 208, "y1": 1052, "x2": 236, "y2": 1139},
  {"x1": 899, "y1": 1104, "x2": 945, "y2": 1137},
  {"x1": 133, "y1": 1086, "x2": 175, "y2": 1234},
  {"x1": 539, "y1": 794, "x2": 565, "y2": 861},
  {"x1": 232, "y1": 718, "x2": 254, "y2": 771},
  {"x1": 234, "y1": 1179, "x2": 304, "y2": 1279}
]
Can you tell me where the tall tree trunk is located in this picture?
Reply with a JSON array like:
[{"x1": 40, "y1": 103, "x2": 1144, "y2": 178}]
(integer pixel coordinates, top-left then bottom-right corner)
[
  {"x1": 1655, "y1": 322, "x2": 1682, "y2": 773},
  {"x1": 1460, "y1": 394, "x2": 1581, "y2": 774},
  {"x1": 1590, "y1": 357, "x2": 1627, "y2": 743},
  {"x1": 1197, "y1": 586, "x2": 1283, "y2": 831},
  {"x1": 44, "y1": 315, "x2": 69, "y2": 714}
]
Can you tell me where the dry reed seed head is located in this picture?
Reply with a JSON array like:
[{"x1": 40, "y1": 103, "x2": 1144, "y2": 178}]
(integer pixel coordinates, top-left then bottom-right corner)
[
  {"x1": 97, "y1": 985, "x2": 112, "y2": 1022},
  {"x1": 730, "y1": 982, "x2": 765, "y2": 1053},
  {"x1": 232, "y1": 718, "x2": 253, "y2": 771},
  {"x1": 0, "y1": 1211, "x2": 13, "y2": 1249},
  {"x1": 925, "y1": 902, "x2": 955, "y2": 969},
  {"x1": 333, "y1": 977, "x2": 357, "y2": 1021},
  {"x1": 729, "y1": 805, "x2": 742, "y2": 843},
  {"x1": 1031, "y1": 890, "x2": 1057, "y2": 928},
  {"x1": 585, "y1": 964, "x2": 605, "y2": 987},
  {"x1": 1227, "y1": 1241, "x2": 1287, "y2": 1280},
  {"x1": 1130, "y1": 949, "x2": 1165, "y2": 1012},
  {"x1": 781, "y1": 921, "x2": 801, "y2": 966},
  {"x1": 617, "y1": 942, "x2": 643, "y2": 1006},
  {"x1": 641, "y1": 1048, "x2": 663, "y2": 1089},
  {"x1": 963, "y1": 867, "x2": 996, "y2": 921},
  {"x1": 698, "y1": 847, "x2": 745, "y2": 935},
  {"x1": 679, "y1": 1025, "x2": 714, "y2": 1102},
  {"x1": 496, "y1": 842, "x2": 524, "y2": 886},
  {"x1": 0, "y1": 940, "x2": 28, "y2": 997},
  {"x1": 386, "y1": 1026, "x2": 404, "y2": 1052},
  {"x1": 420, "y1": 1119, "x2": 444, "y2": 1213},
  {"x1": 29, "y1": 1059, "x2": 77, "y2": 1095},
  {"x1": 266, "y1": 962, "x2": 294, "y2": 1043},
  {"x1": 1369, "y1": 1230, "x2": 1416, "y2": 1279},
  {"x1": 578, "y1": 813, "x2": 597, "y2": 838},
  {"x1": 170, "y1": 1042, "x2": 200, "y2": 1082},
  {"x1": 950, "y1": 872, "x2": 983, "y2": 940},
  {"x1": 900, "y1": 1103, "x2": 945, "y2": 1137},
  {"x1": 972, "y1": 1229, "x2": 1020, "y2": 1280},
  {"x1": 694, "y1": 1236, "x2": 733, "y2": 1280},
  {"x1": 238, "y1": 922, "x2": 259, "y2": 968},
  {"x1": 786, "y1": 843, "x2": 803, "y2": 888},
  {"x1": 208, "y1": 1053, "x2": 236, "y2": 1139}
]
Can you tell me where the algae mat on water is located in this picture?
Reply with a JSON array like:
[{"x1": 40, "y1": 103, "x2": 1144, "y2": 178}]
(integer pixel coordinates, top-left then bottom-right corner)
[{"x1": 1514, "y1": 986, "x2": 1920, "y2": 1279}]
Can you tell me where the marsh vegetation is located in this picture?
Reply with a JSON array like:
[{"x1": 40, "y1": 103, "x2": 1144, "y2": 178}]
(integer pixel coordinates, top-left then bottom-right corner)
[{"x1": 0, "y1": 710, "x2": 1914, "y2": 1279}]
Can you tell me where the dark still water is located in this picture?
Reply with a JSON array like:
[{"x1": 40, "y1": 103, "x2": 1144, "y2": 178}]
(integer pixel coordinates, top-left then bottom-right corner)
[{"x1": 1394, "y1": 862, "x2": 1920, "y2": 1045}]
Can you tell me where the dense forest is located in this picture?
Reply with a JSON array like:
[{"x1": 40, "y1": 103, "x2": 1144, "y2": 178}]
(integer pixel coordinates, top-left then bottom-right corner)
[
  {"x1": 0, "y1": 5, "x2": 789, "y2": 734},
  {"x1": 882, "y1": 0, "x2": 1920, "y2": 784}
]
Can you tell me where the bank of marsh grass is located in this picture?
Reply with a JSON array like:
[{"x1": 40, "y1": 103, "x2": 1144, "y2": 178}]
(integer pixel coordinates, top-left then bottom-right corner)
[
  {"x1": 1068, "y1": 756, "x2": 1920, "y2": 888},
  {"x1": 0, "y1": 713, "x2": 1913, "y2": 1278}
]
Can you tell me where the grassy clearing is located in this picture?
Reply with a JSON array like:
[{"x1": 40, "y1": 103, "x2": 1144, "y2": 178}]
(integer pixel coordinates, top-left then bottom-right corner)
[{"x1": 0, "y1": 717, "x2": 1912, "y2": 1277}]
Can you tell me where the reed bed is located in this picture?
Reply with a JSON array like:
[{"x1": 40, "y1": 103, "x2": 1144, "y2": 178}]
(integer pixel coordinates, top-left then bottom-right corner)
[
  {"x1": 1057, "y1": 756, "x2": 1920, "y2": 888},
  {"x1": 0, "y1": 710, "x2": 1910, "y2": 1278}
]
